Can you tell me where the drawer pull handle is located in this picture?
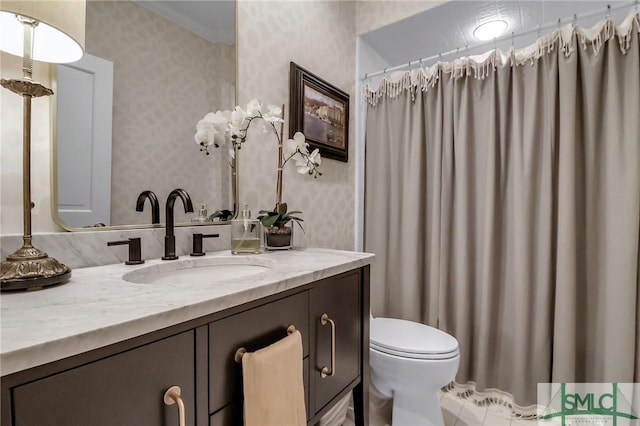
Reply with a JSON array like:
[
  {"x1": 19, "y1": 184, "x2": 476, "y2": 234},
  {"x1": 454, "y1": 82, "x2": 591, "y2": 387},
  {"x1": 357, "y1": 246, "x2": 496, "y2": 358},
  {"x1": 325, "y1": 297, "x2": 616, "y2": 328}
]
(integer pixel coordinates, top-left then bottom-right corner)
[
  {"x1": 163, "y1": 385, "x2": 186, "y2": 426},
  {"x1": 320, "y1": 313, "x2": 336, "y2": 379},
  {"x1": 234, "y1": 324, "x2": 297, "y2": 363}
]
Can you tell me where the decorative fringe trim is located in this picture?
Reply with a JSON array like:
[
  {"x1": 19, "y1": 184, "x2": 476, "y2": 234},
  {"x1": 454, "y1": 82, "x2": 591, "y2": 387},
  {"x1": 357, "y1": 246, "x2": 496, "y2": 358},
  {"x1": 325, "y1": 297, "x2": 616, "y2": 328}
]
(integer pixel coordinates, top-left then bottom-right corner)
[
  {"x1": 364, "y1": 11, "x2": 640, "y2": 106},
  {"x1": 441, "y1": 381, "x2": 541, "y2": 420}
]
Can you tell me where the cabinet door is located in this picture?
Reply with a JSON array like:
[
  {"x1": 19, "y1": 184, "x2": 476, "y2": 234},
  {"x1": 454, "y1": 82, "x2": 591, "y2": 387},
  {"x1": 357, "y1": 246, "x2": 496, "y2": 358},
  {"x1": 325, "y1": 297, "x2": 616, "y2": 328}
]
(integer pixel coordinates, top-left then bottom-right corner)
[
  {"x1": 310, "y1": 270, "x2": 361, "y2": 414},
  {"x1": 12, "y1": 331, "x2": 195, "y2": 426},
  {"x1": 208, "y1": 291, "x2": 309, "y2": 414}
]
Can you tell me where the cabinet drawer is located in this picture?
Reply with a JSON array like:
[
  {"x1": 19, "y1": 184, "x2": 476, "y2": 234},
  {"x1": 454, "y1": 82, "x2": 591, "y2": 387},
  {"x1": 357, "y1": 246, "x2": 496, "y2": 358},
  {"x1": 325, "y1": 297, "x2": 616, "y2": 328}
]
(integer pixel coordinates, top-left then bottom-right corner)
[
  {"x1": 12, "y1": 331, "x2": 195, "y2": 426},
  {"x1": 208, "y1": 290, "x2": 309, "y2": 412}
]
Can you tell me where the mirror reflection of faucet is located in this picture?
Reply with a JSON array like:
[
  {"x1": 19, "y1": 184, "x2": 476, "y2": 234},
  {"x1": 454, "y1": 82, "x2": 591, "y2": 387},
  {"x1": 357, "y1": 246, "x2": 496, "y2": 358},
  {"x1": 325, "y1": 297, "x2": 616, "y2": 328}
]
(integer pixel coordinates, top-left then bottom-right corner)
[
  {"x1": 135, "y1": 190, "x2": 160, "y2": 224},
  {"x1": 163, "y1": 189, "x2": 194, "y2": 260}
]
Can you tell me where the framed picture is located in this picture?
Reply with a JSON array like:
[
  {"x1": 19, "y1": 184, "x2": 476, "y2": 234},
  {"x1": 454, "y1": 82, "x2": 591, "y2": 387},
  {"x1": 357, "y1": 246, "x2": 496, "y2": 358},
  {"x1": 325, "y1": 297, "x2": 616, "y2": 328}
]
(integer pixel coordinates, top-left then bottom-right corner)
[{"x1": 289, "y1": 62, "x2": 349, "y2": 162}]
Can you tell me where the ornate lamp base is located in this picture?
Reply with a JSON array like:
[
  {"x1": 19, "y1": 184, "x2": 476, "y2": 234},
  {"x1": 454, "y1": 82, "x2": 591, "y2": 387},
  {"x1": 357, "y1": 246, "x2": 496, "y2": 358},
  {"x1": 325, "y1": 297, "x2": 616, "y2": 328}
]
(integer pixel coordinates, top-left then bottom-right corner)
[{"x1": 1, "y1": 245, "x2": 71, "y2": 291}]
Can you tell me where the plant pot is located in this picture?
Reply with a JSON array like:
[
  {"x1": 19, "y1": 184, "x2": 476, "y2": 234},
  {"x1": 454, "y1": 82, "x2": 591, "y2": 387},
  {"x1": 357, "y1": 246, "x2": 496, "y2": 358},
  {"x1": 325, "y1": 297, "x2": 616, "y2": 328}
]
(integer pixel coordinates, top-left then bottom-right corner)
[{"x1": 264, "y1": 225, "x2": 292, "y2": 250}]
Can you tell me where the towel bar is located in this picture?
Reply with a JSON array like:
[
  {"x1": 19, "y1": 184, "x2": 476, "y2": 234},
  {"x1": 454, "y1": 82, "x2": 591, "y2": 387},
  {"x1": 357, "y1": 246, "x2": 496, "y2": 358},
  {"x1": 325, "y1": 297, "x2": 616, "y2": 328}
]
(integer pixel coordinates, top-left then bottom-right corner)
[{"x1": 234, "y1": 324, "x2": 297, "y2": 363}]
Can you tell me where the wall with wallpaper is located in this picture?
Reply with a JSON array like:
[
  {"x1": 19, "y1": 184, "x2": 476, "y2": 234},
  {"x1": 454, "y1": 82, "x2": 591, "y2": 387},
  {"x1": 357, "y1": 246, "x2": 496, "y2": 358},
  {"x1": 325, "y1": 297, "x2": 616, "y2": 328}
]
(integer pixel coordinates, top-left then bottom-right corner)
[
  {"x1": 86, "y1": 0, "x2": 235, "y2": 226},
  {"x1": 0, "y1": 0, "x2": 443, "y2": 244},
  {"x1": 236, "y1": 0, "x2": 357, "y2": 250}
]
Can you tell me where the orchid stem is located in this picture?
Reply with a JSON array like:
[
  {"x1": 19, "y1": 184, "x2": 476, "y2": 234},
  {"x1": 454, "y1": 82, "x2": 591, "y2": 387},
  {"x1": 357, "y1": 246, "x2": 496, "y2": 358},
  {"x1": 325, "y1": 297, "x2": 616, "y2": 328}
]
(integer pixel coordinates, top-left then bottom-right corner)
[{"x1": 275, "y1": 104, "x2": 285, "y2": 211}]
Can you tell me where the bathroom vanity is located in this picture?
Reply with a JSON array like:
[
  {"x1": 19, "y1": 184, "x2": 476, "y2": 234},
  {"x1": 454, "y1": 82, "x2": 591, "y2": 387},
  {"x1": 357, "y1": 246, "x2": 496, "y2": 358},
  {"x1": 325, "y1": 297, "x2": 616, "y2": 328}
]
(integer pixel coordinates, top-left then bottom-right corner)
[{"x1": 0, "y1": 249, "x2": 373, "y2": 426}]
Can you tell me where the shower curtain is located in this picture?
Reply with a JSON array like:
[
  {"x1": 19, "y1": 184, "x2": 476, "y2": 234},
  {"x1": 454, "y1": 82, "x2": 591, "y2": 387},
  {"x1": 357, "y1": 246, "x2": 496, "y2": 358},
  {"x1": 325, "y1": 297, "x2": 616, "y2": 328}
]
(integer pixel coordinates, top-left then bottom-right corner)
[{"x1": 364, "y1": 14, "x2": 640, "y2": 406}]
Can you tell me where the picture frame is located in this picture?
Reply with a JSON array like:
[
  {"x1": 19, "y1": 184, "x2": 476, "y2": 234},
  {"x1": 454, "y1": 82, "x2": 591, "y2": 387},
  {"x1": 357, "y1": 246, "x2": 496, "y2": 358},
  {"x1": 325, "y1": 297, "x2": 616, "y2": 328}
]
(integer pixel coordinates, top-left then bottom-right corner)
[{"x1": 289, "y1": 62, "x2": 349, "y2": 162}]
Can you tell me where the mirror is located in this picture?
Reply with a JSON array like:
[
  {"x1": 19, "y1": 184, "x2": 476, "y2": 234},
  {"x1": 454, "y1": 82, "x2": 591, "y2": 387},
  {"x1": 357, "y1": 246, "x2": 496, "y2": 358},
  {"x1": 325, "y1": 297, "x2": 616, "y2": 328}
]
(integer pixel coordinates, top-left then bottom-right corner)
[{"x1": 52, "y1": 0, "x2": 237, "y2": 230}]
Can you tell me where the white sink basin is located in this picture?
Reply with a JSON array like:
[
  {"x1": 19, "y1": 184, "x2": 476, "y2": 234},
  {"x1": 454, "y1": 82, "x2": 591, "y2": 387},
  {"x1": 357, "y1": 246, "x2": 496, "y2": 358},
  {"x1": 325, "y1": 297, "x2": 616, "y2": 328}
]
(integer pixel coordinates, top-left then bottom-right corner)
[{"x1": 122, "y1": 256, "x2": 274, "y2": 285}]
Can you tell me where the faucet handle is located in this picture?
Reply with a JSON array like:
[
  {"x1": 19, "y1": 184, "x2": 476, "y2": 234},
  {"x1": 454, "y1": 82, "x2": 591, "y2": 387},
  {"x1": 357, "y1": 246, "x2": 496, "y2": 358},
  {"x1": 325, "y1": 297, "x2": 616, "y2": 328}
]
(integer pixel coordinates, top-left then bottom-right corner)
[
  {"x1": 108, "y1": 238, "x2": 145, "y2": 265},
  {"x1": 190, "y1": 233, "x2": 220, "y2": 257}
]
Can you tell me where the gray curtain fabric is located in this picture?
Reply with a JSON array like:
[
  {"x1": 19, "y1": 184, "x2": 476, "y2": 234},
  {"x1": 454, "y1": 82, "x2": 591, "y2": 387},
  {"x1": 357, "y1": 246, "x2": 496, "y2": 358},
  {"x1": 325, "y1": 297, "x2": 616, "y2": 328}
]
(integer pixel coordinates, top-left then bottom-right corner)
[{"x1": 365, "y1": 28, "x2": 640, "y2": 405}]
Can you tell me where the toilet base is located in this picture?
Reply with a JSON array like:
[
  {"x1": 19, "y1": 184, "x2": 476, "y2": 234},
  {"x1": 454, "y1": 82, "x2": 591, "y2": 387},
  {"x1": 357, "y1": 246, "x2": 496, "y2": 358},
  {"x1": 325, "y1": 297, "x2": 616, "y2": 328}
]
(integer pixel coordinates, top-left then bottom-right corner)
[{"x1": 392, "y1": 390, "x2": 444, "y2": 426}]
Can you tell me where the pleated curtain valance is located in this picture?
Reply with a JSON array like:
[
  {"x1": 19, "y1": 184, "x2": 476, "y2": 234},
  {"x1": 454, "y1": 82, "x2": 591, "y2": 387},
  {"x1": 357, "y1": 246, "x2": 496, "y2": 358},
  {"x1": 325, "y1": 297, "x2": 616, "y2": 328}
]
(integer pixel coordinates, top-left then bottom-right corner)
[{"x1": 364, "y1": 11, "x2": 640, "y2": 107}]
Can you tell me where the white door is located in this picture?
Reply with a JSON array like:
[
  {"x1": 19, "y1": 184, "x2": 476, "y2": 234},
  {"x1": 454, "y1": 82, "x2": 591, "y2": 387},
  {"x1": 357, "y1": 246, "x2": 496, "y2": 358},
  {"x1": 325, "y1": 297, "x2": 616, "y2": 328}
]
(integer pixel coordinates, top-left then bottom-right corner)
[{"x1": 56, "y1": 53, "x2": 113, "y2": 227}]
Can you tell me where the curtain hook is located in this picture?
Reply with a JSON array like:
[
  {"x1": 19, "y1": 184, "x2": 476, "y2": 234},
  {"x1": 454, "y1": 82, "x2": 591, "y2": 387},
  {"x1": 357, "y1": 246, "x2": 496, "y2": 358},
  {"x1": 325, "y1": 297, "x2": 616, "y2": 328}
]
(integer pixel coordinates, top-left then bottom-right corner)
[
  {"x1": 383, "y1": 68, "x2": 388, "y2": 79},
  {"x1": 511, "y1": 31, "x2": 515, "y2": 48},
  {"x1": 573, "y1": 13, "x2": 577, "y2": 26},
  {"x1": 537, "y1": 23, "x2": 542, "y2": 38},
  {"x1": 606, "y1": 4, "x2": 611, "y2": 19},
  {"x1": 557, "y1": 17, "x2": 561, "y2": 30}
]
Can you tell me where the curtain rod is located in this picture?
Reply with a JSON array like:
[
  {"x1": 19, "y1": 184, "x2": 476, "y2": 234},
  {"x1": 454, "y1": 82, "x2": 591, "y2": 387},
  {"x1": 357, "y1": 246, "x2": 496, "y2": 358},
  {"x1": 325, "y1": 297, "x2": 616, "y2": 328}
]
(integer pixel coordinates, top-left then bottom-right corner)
[{"x1": 362, "y1": 0, "x2": 638, "y2": 81}]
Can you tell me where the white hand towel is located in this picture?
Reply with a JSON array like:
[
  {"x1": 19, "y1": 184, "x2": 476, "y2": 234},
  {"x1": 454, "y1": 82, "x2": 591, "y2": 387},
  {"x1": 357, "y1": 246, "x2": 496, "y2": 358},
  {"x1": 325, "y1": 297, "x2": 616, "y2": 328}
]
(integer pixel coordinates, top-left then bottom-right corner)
[{"x1": 242, "y1": 330, "x2": 306, "y2": 426}]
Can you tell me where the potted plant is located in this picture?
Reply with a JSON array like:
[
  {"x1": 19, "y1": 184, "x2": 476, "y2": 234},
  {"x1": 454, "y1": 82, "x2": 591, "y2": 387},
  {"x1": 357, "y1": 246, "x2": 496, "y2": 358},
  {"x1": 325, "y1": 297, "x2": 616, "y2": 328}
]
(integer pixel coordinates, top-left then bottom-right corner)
[
  {"x1": 195, "y1": 100, "x2": 321, "y2": 249},
  {"x1": 256, "y1": 203, "x2": 303, "y2": 249}
]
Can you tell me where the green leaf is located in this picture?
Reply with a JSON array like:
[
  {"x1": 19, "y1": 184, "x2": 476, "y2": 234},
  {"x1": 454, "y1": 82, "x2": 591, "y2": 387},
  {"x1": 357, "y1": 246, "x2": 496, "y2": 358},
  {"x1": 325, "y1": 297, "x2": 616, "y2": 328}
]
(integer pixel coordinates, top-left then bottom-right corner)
[
  {"x1": 294, "y1": 220, "x2": 305, "y2": 233},
  {"x1": 287, "y1": 211, "x2": 303, "y2": 215},
  {"x1": 287, "y1": 216, "x2": 304, "y2": 222},
  {"x1": 261, "y1": 215, "x2": 279, "y2": 227},
  {"x1": 278, "y1": 203, "x2": 288, "y2": 216}
]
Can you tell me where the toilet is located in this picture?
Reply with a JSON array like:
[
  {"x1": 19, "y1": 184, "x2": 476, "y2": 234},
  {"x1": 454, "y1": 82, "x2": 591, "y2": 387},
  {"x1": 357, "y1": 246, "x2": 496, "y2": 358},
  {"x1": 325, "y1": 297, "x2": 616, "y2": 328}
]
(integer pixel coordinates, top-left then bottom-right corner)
[{"x1": 370, "y1": 317, "x2": 460, "y2": 426}]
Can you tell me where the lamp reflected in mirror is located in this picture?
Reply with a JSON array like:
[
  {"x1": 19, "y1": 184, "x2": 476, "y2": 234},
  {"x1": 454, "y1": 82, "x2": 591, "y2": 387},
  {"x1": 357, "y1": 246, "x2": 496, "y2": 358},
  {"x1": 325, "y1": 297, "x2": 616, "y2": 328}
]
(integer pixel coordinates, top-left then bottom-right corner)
[{"x1": 0, "y1": 0, "x2": 86, "y2": 291}]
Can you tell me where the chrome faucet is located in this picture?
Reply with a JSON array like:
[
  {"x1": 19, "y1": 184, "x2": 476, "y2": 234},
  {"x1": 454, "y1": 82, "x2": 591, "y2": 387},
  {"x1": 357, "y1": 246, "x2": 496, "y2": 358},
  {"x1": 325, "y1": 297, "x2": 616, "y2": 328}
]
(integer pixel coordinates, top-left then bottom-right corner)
[
  {"x1": 135, "y1": 190, "x2": 160, "y2": 224},
  {"x1": 162, "y1": 188, "x2": 194, "y2": 260}
]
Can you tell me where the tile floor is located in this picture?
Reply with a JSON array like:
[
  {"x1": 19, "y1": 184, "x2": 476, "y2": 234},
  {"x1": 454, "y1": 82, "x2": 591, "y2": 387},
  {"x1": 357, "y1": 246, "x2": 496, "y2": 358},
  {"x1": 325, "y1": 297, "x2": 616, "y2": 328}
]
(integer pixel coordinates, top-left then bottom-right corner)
[
  {"x1": 440, "y1": 392, "x2": 537, "y2": 426},
  {"x1": 365, "y1": 389, "x2": 538, "y2": 426}
]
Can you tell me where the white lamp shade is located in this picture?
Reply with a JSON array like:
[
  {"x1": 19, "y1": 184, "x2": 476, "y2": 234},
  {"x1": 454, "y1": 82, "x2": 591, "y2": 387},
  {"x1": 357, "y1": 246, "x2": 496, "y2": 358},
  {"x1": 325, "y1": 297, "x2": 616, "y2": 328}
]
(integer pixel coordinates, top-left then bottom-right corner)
[{"x1": 0, "y1": 1, "x2": 85, "y2": 63}]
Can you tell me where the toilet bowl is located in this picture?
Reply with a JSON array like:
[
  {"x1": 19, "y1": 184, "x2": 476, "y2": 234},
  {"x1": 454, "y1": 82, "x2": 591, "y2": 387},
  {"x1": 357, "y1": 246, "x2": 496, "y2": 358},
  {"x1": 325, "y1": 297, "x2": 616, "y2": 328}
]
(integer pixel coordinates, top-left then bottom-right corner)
[{"x1": 370, "y1": 317, "x2": 460, "y2": 426}]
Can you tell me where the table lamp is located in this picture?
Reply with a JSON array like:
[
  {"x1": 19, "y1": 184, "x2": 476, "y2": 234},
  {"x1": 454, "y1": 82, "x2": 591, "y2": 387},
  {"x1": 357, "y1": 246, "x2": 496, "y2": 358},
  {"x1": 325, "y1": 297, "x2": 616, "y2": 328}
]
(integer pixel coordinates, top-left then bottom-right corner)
[{"x1": 0, "y1": 0, "x2": 85, "y2": 291}]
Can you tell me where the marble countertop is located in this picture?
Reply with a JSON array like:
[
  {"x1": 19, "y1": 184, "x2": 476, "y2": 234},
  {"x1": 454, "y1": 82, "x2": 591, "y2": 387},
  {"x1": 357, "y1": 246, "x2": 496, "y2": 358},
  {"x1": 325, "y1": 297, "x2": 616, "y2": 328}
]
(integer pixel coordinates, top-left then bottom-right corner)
[{"x1": 1, "y1": 248, "x2": 374, "y2": 376}]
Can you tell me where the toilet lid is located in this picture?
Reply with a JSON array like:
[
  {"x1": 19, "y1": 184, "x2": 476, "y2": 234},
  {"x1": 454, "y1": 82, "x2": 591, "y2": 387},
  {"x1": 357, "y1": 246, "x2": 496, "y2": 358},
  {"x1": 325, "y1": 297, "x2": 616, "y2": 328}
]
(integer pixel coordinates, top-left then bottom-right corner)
[{"x1": 370, "y1": 317, "x2": 459, "y2": 360}]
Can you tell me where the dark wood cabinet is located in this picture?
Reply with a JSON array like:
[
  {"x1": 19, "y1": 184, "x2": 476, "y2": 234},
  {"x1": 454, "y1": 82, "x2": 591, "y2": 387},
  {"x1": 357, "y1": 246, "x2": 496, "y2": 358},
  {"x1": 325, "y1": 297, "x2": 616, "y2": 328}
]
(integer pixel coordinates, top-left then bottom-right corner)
[
  {"x1": 11, "y1": 331, "x2": 195, "y2": 426},
  {"x1": 1, "y1": 267, "x2": 370, "y2": 426},
  {"x1": 208, "y1": 290, "x2": 310, "y2": 416},
  {"x1": 310, "y1": 270, "x2": 361, "y2": 416}
]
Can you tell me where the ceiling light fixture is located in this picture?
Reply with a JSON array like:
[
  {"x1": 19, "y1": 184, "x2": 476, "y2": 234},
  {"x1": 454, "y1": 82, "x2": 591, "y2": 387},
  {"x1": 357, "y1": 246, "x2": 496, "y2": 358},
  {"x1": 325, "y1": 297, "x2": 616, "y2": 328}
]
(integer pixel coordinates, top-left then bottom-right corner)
[{"x1": 473, "y1": 19, "x2": 508, "y2": 41}]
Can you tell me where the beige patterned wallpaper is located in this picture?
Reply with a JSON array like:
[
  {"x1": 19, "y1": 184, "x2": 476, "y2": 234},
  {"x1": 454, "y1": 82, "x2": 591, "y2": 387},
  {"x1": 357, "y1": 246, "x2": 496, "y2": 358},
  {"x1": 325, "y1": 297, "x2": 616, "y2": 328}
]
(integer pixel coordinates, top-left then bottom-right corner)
[
  {"x1": 86, "y1": 0, "x2": 235, "y2": 226},
  {"x1": 237, "y1": 0, "x2": 356, "y2": 251},
  {"x1": 1, "y1": 1, "x2": 442, "y2": 239}
]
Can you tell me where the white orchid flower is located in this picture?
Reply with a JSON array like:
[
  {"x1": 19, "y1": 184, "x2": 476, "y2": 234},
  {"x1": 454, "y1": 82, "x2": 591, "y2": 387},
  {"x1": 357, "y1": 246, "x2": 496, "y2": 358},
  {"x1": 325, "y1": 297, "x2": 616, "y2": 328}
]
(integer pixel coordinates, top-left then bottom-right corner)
[
  {"x1": 213, "y1": 127, "x2": 228, "y2": 147},
  {"x1": 294, "y1": 147, "x2": 321, "y2": 175},
  {"x1": 308, "y1": 148, "x2": 321, "y2": 166},
  {"x1": 245, "y1": 99, "x2": 262, "y2": 117},
  {"x1": 194, "y1": 129, "x2": 213, "y2": 146},
  {"x1": 196, "y1": 129, "x2": 223, "y2": 147},
  {"x1": 263, "y1": 104, "x2": 284, "y2": 123},
  {"x1": 203, "y1": 111, "x2": 227, "y2": 127},
  {"x1": 285, "y1": 132, "x2": 308, "y2": 157},
  {"x1": 230, "y1": 106, "x2": 247, "y2": 128},
  {"x1": 195, "y1": 119, "x2": 216, "y2": 144},
  {"x1": 294, "y1": 157, "x2": 311, "y2": 175}
]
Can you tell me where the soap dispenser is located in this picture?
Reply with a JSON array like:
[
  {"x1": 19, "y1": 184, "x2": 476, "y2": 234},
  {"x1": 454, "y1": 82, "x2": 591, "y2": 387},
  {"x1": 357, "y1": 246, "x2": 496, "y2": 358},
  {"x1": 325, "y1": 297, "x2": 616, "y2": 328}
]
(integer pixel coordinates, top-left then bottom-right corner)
[
  {"x1": 191, "y1": 204, "x2": 209, "y2": 223},
  {"x1": 231, "y1": 205, "x2": 261, "y2": 254}
]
